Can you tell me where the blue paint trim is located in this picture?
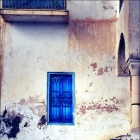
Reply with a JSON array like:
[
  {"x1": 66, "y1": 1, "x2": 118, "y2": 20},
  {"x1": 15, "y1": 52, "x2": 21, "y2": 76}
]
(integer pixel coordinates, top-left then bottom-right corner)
[
  {"x1": 72, "y1": 73, "x2": 75, "y2": 125},
  {"x1": 47, "y1": 72, "x2": 75, "y2": 125},
  {"x1": 47, "y1": 72, "x2": 50, "y2": 124}
]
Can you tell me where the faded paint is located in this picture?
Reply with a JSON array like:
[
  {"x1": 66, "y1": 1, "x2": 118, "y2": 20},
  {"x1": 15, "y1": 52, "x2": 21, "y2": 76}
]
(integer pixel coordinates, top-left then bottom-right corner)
[
  {"x1": 90, "y1": 63, "x2": 97, "y2": 71},
  {"x1": 0, "y1": 1, "x2": 133, "y2": 140},
  {"x1": 118, "y1": 0, "x2": 140, "y2": 60},
  {"x1": 115, "y1": 0, "x2": 140, "y2": 139},
  {"x1": 67, "y1": 1, "x2": 119, "y2": 20},
  {"x1": 0, "y1": 20, "x2": 131, "y2": 140},
  {"x1": 97, "y1": 68, "x2": 104, "y2": 75}
]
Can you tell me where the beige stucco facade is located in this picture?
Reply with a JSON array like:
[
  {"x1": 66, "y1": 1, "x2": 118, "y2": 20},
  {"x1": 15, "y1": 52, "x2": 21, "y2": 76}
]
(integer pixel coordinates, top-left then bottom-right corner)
[{"x1": 0, "y1": 1, "x2": 139, "y2": 140}]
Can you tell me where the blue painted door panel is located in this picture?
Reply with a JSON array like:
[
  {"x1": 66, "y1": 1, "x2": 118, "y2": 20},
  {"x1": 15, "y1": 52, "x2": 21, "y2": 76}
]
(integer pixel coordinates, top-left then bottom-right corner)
[
  {"x1": 47, "y1": 73, "x2": 74, "y2": 125},
  {"x1": 49, "y1": 74, "x2": 72, "y2": 123}
]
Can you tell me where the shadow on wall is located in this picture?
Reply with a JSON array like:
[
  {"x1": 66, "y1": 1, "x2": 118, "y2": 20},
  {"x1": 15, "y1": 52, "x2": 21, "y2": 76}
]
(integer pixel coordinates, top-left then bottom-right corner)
[
  {"x1": 119, "y1": 0, "x2": 124, "y2": 12},
  {"x1": 117, "y1": 33, "x2": 129, "y2": 76}
]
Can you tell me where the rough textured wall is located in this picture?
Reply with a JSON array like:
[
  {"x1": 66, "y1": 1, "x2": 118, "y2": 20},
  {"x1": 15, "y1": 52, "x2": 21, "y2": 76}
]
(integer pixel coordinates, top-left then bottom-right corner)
[
  {"x1": 0, "y1": 1, "x2": 131, "y2": 140},
  {"x1": 67, "y1": 1, "x2": 119, "y2": 20},
  {"x1": 0, "y1": 20, "x2": 131, "y2": 140}
]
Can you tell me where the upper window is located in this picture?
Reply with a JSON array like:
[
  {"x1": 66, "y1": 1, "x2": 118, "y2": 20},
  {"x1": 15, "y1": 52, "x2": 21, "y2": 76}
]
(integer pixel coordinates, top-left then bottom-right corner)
[
  {"x1": 47, "y1": 72, "x2": 75, "y2": 125},
  {"x1": 2, "y1": 0, "x2": 66, "y2": 10}
]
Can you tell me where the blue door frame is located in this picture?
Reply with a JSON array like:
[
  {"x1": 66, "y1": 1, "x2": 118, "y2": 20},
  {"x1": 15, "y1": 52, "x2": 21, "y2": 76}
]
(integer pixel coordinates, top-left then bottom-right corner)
[{"x1": 47, "y1": 72, "x2": 75, "y2": 125}]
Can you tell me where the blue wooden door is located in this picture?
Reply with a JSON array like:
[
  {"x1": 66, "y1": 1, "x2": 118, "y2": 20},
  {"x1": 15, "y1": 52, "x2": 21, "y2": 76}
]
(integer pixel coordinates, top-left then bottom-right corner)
[{"x1": 47, "y1": 73, "x2": 74, "y2": 124}]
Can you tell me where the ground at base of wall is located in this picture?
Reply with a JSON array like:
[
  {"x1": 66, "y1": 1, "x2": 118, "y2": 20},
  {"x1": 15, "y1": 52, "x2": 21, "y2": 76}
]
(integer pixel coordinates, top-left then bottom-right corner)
[{"x1": 110, "y1": 133, "x2": 140, "y2": 140}]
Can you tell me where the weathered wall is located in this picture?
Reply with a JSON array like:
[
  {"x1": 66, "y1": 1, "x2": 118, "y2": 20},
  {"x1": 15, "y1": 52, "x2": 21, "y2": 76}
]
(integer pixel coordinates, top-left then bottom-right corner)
[
  {"x1": 0, "y1": 1, "x2": 131, "y2": 140},
  {"x1": 67, "y1": 1, "x2": 119, "y2": 20},
  {"x1": 117, "y1": 0, "x2": 140, "y2": 139},
  {"x1": 0, "y1": 20, "x2": 131, "y2": 140},
  {"x1": 118, "y1": 0, "x2": 140, "y2": 60}
]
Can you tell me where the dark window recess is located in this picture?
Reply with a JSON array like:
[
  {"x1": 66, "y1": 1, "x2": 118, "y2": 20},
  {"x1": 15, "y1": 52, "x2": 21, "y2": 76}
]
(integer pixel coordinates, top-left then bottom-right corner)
[
  {"x1": 47, "y1": 72, "x2": 75, "y2": 125},
  {"x1": 119, "y1": 0, "x2": 124, "y2": 12},
  {"x1": 118, "y1": 33, "x2": 125, "y2": 73},
  {"x1": 117, "y1": 33, "x2": 129, "y2": 75},
  {"x1": 2, "y1": 0, "x2": 65, "y2": 10}
]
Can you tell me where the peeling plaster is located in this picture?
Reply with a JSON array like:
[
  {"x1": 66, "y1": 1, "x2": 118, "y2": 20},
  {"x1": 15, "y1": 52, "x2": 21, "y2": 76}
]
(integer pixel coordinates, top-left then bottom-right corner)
[
  {"x1": 76, "y1": 97, "x2": 127, "y2": 115},
  {"x1": 0, "y1": 102, "x2": 47, "y2": 140},
  {"x1": 67, "y1": 1, "x2": 119, "y2": 20},
  {"x1": 97, "y1": 68, "x2": 104, "y2": 75},
  {"x1": 0, "y1": 3, "x2": 132, "y2": 139},
  {"x1": 90, "y1": 63, "x2": 97, "y2": 71}
]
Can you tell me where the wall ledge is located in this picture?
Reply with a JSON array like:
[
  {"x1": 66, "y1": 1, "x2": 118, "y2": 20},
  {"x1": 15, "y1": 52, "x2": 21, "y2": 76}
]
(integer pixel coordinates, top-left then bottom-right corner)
[{"x1": 0, "y1": 9, "x2": 69, "y2": 22}]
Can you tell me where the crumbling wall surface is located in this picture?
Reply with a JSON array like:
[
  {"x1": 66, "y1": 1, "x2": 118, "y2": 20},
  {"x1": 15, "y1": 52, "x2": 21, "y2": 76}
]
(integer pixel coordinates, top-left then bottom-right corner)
[
  {"x1": 67, "y1": 1, "x2": 119, "y2": 20},
  {"x1": 0, "y1": 20, "x2": 131, "y2": 140}
]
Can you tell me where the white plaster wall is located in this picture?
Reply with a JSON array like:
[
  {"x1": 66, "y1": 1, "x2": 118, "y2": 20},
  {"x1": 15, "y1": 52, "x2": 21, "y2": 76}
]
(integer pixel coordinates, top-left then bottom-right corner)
[
  {"x1": 2, "y1": 23, "x2": 69, "y2": 104},
  {"x1": 67, "y1": 1, "x2": 119, "y2": 20},
  {"x1": 0, "y1": 20, "x2": 131, "y2": 140},
  {"x1": 0, "y1": 1, "x2": 132, "y2": 140}
]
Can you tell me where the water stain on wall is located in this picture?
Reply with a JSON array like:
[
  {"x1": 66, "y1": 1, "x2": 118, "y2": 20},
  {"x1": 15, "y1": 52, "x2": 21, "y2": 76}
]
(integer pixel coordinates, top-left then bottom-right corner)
[{"x1": 68, "y1": 20, "x2": 117, "y2": 56}]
